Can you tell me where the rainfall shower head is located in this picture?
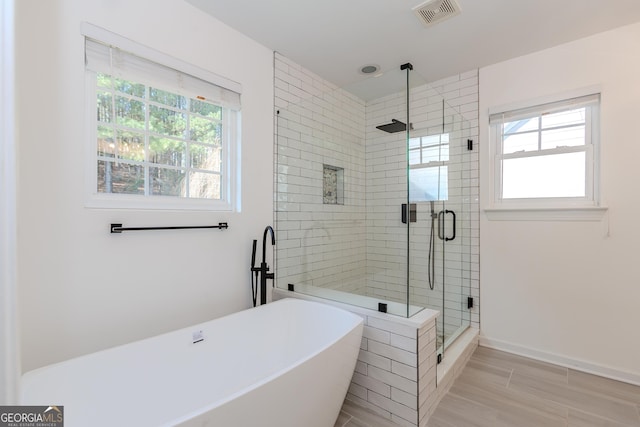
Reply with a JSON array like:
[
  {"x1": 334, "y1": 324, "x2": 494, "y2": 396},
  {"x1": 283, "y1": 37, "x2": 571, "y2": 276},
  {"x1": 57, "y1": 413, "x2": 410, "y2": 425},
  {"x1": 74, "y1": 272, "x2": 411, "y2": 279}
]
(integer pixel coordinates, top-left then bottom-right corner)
[{"x1": 376, "y1": 119, "x2": 412, "y2": 133}]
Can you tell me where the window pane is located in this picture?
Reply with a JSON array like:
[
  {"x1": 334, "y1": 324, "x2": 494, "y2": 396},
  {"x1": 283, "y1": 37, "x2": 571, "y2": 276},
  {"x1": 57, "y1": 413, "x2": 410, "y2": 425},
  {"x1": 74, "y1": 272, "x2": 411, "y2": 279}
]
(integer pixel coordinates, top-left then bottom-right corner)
[
  {"x1": 504, "y1": 117, "x2": 539, "y2": 134},
  {"x1": 150, "y1": 88, "x2": 186, "y2": 109},
  {"x1": 188, "y1": 172, "x2": 220, "y2": 199},
  {"x1": 97, "y1": 161, "x2": 144, "y2": 194},
  {"x1": 503, "y1": 131, "x2": 538, "y2": 154},
  {"x1": 189, "y1": 116, "x2": 221, "y2": 144},
  {"x1": 96, "y1": 73, "x2": 112, "y2": 89},
  {"x1": 422, "y1": 135, "x2": 442, "y2": 146},
  {"x1": 542, "y1": 108, "x2": 585, "y2": 129},
  {"x1": 116, "y1": 130, "x2": 145, "y2": 161},
  {"x1": 409, "y1": 137, "x2": 421, "y2": 149},
  {"x1": 114, "y1": 78, "x2": 145, "y2": 98},
  {"x1": 149, "y1": 136, "x2": 186, "y2": 167},
  {"x1": 97, "y1": 125, "x2": 115, "y2": 158},
  {"x1": 421, "y1": 145, "x2": 448, "y2": 163},
  {"x1": 502, "y1": 152, "x2": 586, "y2": 199},
  {"x1": 190, "y1": 99, "x2": 221, "y2": 120},
  {"x1": 190, "y1": 144, "x2": 221, "y2": 171},
  {"x1": 115, "y1": 96, "x2": 145, "y2": 129},
  {"x1": 541, "y1": 125, "x2": 585, "y2": 150},
  {"x1": 409, "y1": 149, "x2": 420, "y2": 165},
  {"x1": 150, "y1": 167, "x2": 186, "y2": 197},
  {"x1": 97, "y1": 91, "x2": 113, "y2": 123},
  {"x1": 409, "y1": 166, "x2": 448, "y2": 201},
  {"x1": 150, "y1": 105, "x2": 186, "y2": 137}
]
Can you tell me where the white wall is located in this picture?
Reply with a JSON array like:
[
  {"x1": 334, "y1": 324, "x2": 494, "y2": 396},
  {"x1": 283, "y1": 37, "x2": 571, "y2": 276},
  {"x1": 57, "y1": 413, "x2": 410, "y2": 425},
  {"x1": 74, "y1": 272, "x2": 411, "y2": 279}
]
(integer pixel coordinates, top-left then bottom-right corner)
[
  {"x1": 15, "y1": 0, "x2": 274, "y2": 372},
  {"x1": 479, "y1": 22, "x2": 640, "y2": 382}
]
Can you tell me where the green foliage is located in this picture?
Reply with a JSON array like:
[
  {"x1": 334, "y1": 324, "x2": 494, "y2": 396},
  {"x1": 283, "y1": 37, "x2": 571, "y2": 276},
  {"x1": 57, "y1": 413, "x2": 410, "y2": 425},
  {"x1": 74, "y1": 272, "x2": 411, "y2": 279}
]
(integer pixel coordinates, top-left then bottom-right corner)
[
  {"x1": 191, "y1": 99, "x2": 221, "y2": 119},
  {"x1": 115, "y1": 78, "x2": 145, "y2": 98},
  {"x1": 150, "y1": 136, "x2": 185, "y2": 167},
  {"x1": 116, "y1": 96, "x2": 145, "y2": 130},
  {"x1": 149, "y1": 105, "x2": 186, "y2": 137},
  {"x1": 117, "y1": 130, "x2": 145, "y2": 162},
  {"x1": 189, "y1": 116, "x2": 220, "y2": 144}
]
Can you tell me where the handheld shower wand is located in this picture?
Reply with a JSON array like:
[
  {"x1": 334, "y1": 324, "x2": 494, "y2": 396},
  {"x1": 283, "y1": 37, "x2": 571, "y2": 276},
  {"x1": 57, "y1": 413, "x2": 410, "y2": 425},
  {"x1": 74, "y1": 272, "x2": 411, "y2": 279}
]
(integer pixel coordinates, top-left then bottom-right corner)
[
  {"x1": 250, "y1": 239, "x2": 258, "y2": 307},
  {"x1": 428, "y1": 201, "x2": 436, "y2": 290}
]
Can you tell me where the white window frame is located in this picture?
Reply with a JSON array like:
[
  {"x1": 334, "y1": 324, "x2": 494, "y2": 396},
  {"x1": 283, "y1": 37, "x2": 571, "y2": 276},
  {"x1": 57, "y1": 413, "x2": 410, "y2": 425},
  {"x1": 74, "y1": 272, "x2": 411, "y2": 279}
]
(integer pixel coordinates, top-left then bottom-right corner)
[
  {"x1": 82, "y1": 23, "x2": 241, "y2": 211},
  {"x1": 486, "y1": 89, "x2": 607, "y2": 221},
  {"x1": 1, "y1": 0, "x2": 20, "y2": 405}
]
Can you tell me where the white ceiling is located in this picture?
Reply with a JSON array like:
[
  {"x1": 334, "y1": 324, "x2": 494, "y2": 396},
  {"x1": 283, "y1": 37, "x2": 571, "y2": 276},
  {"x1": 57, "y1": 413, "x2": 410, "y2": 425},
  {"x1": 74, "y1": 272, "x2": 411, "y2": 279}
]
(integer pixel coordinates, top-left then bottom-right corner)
[{"x1": 186, "y1": 0, "x2": 640, "y2": 99}]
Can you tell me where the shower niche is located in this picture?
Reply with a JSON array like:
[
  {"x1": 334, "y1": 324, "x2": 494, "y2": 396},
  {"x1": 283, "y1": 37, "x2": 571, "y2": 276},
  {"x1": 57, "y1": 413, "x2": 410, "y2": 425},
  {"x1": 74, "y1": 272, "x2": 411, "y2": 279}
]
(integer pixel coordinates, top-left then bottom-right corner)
[{"x1": 323, "y1": 164, "x2": 344, "y2": 205}]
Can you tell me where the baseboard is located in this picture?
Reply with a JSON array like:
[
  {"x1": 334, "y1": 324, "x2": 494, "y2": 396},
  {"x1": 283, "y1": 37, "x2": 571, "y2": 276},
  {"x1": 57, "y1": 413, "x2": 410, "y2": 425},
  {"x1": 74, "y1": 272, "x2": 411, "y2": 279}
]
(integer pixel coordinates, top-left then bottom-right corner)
[{"x1": 479, "y1": 336, "x2": 640, "y2": 387}]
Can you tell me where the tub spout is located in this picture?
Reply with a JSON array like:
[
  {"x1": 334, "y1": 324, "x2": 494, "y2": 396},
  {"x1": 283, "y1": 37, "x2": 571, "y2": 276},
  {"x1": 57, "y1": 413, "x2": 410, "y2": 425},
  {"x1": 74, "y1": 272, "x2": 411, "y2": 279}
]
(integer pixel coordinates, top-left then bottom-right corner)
[
  {"x1": 262, "y1": 226, "x2": 275, "y2": 264},
  {"x1": 256, "y1": 226, "x2": 276, "y2": 305}
]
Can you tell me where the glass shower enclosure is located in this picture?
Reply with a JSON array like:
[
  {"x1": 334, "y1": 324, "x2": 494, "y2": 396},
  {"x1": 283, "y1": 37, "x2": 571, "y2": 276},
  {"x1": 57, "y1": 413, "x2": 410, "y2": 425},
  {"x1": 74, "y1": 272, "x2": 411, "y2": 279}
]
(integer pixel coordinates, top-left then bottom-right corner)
[{"x1": 274, "y1": 54, "x2": 476, "y2": 360}]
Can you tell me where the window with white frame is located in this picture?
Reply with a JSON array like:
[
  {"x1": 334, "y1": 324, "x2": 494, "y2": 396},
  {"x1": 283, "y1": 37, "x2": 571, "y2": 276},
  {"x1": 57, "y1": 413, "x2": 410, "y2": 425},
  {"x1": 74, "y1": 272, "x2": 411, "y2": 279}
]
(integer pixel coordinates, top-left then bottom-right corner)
[
  {"x1": 409, "y1": 133, "x2": 449, "y2": 202},
  {"x1": 84, "y1": 28, "x2": 241, "y2": 210},
  {"x1": 490, "y1": 93, "x2": 600, "y2": 207}
]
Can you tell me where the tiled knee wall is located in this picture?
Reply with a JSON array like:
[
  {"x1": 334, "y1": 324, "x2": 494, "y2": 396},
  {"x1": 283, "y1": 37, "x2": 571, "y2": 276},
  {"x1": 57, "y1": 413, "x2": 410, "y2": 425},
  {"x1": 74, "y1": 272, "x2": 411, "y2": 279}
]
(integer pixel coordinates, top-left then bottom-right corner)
[
  {"x1": 346, "y1": 314, "x2": 438, "y2": 427},
  {"x1": 272, "y1": 290, "x2": 478, "y2": 426}
]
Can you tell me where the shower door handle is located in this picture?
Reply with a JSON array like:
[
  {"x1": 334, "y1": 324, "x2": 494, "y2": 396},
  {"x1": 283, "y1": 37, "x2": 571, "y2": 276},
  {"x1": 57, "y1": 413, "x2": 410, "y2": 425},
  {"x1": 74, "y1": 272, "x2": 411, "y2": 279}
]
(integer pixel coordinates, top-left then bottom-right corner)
[
  {"x1": 438, "y1": 210, "x2": 456, "y2": 241},
  {"x1": 445, "y1": 210, "x2": 456, "y2": 242}
]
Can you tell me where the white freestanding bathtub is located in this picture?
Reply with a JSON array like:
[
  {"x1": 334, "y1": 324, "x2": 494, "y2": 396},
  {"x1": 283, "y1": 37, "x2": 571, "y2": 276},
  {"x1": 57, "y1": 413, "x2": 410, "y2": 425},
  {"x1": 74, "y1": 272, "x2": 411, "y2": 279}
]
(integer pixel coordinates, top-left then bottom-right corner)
[{"x1": 21, "y1": 298, "x2": 364, "y2": 427}]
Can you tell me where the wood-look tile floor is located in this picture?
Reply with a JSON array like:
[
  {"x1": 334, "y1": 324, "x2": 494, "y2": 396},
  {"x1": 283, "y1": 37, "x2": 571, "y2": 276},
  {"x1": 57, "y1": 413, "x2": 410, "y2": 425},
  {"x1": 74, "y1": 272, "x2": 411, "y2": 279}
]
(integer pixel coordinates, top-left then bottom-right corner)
[
  {"x1": 335, "y1": 399, "x2": 402, "y2": 427},
  {"x1": 335, "y1": 346, "x2": 640, "y2": 427}
]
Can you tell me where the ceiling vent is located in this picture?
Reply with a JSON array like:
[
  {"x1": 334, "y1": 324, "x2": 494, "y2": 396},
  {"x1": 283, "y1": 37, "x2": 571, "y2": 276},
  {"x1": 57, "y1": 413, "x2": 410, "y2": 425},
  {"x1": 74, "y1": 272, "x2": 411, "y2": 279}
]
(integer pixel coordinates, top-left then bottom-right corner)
[{"x1": 413, "y1": 0, "x2": 461, "y2": 28}]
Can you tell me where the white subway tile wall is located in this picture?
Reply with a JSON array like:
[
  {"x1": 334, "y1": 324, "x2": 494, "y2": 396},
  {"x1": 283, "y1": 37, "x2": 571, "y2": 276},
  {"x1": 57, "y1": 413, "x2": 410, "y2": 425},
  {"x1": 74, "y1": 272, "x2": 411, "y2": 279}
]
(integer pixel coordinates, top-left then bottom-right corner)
[
  {"x1": 275, "y1": 53, "x2": 368, "y2": 294},
  {"x1": 348, "y1": 312, "x2": 437, "y2": 427}
]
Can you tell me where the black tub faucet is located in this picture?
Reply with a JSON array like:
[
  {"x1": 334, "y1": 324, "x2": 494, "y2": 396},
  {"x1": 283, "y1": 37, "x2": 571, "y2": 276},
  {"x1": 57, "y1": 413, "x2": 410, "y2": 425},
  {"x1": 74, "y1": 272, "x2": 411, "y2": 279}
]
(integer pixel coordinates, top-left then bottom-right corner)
[
  {"x1": 257, "y1": 226, "x2": 275, "y2": 305},
  {"x1": 262, "y1": 226, "x2": 275, "y2": 265}
]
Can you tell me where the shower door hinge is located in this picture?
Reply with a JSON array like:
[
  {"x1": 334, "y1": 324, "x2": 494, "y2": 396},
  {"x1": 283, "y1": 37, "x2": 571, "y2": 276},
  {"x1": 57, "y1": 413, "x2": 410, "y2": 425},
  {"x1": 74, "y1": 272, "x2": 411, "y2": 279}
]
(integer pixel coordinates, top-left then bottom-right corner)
[{"x1": 467, "y1": 297, "x2": 474, "y2": 309}]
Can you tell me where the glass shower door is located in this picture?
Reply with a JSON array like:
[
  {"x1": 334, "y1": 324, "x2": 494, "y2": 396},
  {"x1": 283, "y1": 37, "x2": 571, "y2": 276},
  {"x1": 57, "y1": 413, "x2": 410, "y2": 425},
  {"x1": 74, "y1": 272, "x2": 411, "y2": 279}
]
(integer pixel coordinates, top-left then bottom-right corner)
[{"x1": 408, "y1": 93, "x2": 471, "y2": 360}]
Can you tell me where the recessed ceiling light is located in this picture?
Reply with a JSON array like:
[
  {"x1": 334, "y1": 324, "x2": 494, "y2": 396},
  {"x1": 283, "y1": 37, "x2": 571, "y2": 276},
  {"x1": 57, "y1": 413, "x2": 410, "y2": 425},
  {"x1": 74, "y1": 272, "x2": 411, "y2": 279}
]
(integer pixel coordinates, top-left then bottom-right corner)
[{"x1": 360, "y1": 64, "x2": 380, "y2": 75}]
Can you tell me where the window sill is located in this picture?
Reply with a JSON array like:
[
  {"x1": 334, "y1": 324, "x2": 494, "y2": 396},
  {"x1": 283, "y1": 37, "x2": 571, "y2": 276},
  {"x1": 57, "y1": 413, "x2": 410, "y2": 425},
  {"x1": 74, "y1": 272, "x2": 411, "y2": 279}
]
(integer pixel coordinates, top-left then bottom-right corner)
[
  {"x1": 484, "y1": 206, "x2": 608, "y2": 221},
  {"x1": 85, "y1": 194, "x2": 234, "y2": 211}
]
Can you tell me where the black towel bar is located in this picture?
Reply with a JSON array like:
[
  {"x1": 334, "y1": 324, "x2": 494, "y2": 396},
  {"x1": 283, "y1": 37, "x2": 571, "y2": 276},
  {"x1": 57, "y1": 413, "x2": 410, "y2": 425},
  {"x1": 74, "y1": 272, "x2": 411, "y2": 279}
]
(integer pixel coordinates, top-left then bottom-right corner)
[{"x1": 110, "y1": 223, "x2": 228, "y2": 234}]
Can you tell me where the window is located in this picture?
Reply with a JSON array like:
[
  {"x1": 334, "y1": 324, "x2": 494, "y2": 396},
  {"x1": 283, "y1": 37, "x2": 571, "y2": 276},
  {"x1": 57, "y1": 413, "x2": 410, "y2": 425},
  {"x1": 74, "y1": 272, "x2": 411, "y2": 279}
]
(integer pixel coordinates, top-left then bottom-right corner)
[
  {"x1": 490, "y1": 93, "x2": 600, "y2": 208},
  {"x1": 409, "y1": 133, "x2": 449, "y2": 202},
  {"x1": 83, "y1": 25, "x2": 241, "y2": 210}
]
